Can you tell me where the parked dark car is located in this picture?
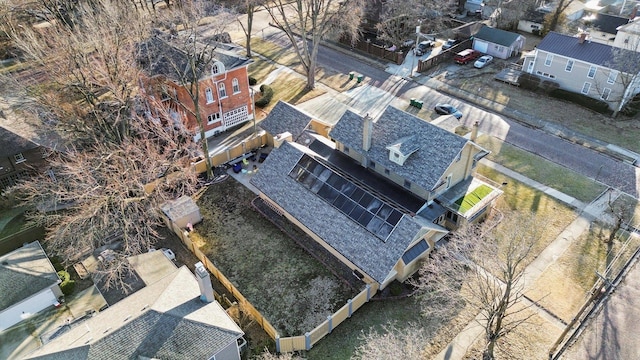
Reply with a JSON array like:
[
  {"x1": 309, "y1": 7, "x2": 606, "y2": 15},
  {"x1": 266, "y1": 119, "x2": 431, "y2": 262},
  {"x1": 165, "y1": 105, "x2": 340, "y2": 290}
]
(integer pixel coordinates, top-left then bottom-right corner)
[
  {"x1": 414, "y1": 40, "x2": 435, "y2": 56},
  {"x1": 434, "y1": 103, "x2": 463, "y2": 119},
  {"x1": 442, "y1": 38, "x2": 460, "y2": 50}
]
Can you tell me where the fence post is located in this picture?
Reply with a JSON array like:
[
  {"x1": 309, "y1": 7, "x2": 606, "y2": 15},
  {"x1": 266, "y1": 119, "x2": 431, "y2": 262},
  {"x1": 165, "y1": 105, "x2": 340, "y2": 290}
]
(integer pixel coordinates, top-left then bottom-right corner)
[
  {"x1": 305, "y1": 332, "x2": 311, "y2": 350},
  {"x1": 348, "y1": 299, "x2": 353, "y2": 317},
  {"x1": 275, "y1": 335, "x2": 280, "y2": 353},
  {"x1": 366, "y1": 283, "x2": 371, "y2": 301},
  {"x1": 327, "y1": 315, "x2": 333, "y2": 333}
]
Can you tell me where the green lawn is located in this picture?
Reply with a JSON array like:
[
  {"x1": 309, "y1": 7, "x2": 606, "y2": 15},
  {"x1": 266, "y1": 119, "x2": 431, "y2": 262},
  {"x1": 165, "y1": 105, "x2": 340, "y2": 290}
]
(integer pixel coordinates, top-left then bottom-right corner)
[{"x1": 476, "y1": 135, "x2": 607, "y2": 203}]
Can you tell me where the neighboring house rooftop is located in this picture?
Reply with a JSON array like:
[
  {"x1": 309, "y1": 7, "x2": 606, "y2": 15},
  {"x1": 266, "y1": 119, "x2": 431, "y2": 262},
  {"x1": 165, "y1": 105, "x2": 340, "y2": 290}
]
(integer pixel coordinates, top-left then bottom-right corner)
[
  {"x1": 250, "y1": 140, "x2": 432, "y2": 283},
  {"x1": 0, "y1": 241, "x2": 59, "y2": 312},
  {"x1": 259, "y1": 100, "x2": 314, "y2": 141},
  {"x1": 137, "y1": 34, "x2": 252, "y2": 82},
  {"x1": 617, "y1": 16, "x2": 640, "y2": 34},
  {"x1": 329, "y1": 106, "x2": 469, "y2": 192},
  {"x1": 522, "y1": 8, "x2": 547, "y2": 23},
  {"x1": 26, "y1": 266, "x2": 243, "y2": 360},
  {"x1": 474, "y1": 25, "x2": 522, "y2": 47},
  {"x1": 537, "y1": 31, "x2": 622, "y2": 67},
  {"x1": 584, "y1": 13, "x2": 630, "y2": 34},
  {"x1": 0, "y1": 126, "x2": 39, "y2": 158}
]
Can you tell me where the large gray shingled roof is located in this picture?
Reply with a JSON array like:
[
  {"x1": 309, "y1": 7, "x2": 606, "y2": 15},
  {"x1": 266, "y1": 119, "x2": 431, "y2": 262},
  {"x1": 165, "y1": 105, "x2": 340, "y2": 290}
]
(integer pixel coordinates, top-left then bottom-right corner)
[
  {"x1": 0, "y1": 241, "x2": 59, "y2": 312},
  {"x1": 258, "y1": 100, "x2": 314, "y2": 140},
  {"x1": 329, "y1": 106, "x2": 469, "y2": 191},
  {"x1": 137, "y1": 35, "x2": 252, "y2": 83},
  {"x1": 26, "y1": 266, "x2": 243, "y2": 360},
  {"x1": 250, "y1": 141, "x2": 424, "y2": 283}
]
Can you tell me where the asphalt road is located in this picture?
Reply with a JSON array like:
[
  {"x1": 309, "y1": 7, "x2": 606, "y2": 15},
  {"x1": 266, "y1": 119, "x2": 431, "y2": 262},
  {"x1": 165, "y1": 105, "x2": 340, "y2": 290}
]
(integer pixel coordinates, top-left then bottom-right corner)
[{"x1": 262, "y1": 29, "x2": 639, "y2": 198}]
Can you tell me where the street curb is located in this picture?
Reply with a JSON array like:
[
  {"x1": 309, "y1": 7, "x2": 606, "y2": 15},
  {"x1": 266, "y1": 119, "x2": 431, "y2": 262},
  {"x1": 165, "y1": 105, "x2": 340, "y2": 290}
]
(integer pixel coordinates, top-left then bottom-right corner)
[{"x1": 321, "y1": 39, "x2": 639, "y2": 167}]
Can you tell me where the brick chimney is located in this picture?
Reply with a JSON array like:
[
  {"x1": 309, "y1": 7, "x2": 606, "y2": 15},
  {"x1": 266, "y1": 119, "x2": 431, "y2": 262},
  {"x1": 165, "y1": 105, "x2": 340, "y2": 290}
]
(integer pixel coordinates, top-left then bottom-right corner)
[
  {"x1": 194, "y1": 262, "x2": 216, "y2": 303},
  {"x1": 578, "y1": 32, "x2": 587, "y2": 44},
  {"x1": 362, "y1": 113, "x2": 373, "y2": 152}
]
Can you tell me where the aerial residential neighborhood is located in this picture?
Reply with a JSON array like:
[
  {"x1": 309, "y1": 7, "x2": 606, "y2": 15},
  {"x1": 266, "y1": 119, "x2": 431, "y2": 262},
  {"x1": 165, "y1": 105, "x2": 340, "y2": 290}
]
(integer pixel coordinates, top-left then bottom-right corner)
[{"x1": 1, "y1": 0, "x2": 640, "y2": 360}]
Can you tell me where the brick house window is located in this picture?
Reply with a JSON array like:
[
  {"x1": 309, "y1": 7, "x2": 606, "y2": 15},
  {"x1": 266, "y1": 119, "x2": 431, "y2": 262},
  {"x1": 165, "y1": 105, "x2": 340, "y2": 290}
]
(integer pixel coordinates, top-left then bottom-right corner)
[
  {"x1": 232, "y1": 78, "x2": 240, "y2": 94},
  {"x1": 207, "y1": 113, "x2": 220, "y2": 124},
  {"x1": 212, "y1": 64, "x2": 220, "y2": 75},
  {"x1": 205, "y1": 87, "x2": 214, "y2": 103},
  {"x1": 219, "y1": 83, "x2": 227, "y2": 98},
  {"x1": 14, "y1": 153, "x2": 26, "y2": 164}
]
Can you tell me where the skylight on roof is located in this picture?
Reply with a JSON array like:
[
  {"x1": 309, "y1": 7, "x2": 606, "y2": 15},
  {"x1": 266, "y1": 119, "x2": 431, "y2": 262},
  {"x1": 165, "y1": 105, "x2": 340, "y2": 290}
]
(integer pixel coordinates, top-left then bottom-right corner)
[{"x1": 290, "y1": 155, "x2": 402, "y2": 241}]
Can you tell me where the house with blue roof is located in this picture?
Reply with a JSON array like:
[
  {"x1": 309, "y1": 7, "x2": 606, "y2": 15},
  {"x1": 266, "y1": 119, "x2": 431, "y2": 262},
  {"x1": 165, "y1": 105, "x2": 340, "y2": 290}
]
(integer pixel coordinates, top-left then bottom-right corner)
[
  {"x1": 250, "y1": 102, "x2": 502, "y2": 289},
  {"x1": 523, "y1": 31, "x2": 640, "y2": 112}
]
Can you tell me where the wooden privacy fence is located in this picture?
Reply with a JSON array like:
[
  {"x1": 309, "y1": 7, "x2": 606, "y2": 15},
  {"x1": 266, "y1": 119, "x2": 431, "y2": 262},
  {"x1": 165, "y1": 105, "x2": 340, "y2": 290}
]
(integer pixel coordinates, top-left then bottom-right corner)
[
  {"x1": 339, "y1": 37, "x2": 405, "y2": 65},
  {"x1": 160, "y1": 213, "x2": 278, "y2": 339},
  {"x1": 276, "y1": 282, "x2": 379, "y2": 353},
  {"x1": 417, "y1": 39, "x2": 473, "y2": 73}
]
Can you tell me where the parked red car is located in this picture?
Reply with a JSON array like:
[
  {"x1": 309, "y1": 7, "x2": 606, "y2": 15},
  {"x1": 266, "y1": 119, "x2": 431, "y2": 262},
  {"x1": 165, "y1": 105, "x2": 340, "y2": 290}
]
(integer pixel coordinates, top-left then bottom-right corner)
[{"x1": 454, "y1": 49, "x2": 481, "y2": 64}]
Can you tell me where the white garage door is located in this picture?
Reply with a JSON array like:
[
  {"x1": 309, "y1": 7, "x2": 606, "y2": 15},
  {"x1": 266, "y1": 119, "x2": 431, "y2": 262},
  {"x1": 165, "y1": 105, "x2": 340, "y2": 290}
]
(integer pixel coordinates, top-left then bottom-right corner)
[{"x1": 475, "y1": 40, "x2": 489, "y2": 54}]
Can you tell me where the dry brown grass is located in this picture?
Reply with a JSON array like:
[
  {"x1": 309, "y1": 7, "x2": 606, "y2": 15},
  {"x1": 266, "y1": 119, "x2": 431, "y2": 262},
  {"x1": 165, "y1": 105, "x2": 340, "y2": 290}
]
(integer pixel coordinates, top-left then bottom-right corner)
[{"x1": 433, "y1": 62, "x2": 640, "y2": 152}]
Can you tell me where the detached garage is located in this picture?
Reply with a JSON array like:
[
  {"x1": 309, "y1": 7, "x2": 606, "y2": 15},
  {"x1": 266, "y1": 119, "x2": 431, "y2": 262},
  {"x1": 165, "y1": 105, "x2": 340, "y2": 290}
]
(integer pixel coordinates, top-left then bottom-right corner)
[
  {"x1": 0, "y1": 241, "x2": 62, "y2": 331},
  {"x1": 473, "y1": 25, "x2": 526, "y2": 59}
]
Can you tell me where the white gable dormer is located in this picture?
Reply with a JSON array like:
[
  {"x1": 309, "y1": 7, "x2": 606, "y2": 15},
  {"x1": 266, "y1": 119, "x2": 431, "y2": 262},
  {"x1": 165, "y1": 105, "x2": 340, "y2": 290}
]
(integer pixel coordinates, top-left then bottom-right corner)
[{"x1": 386, "y1": 135, "x2": 421, "y2": 166}]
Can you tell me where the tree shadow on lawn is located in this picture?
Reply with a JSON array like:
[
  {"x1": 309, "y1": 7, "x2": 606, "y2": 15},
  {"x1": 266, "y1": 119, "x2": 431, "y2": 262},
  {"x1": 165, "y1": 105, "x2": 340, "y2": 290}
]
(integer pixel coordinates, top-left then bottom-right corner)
[{"x1": 193, "y1": 179, "x2": 358, "y2": 336}]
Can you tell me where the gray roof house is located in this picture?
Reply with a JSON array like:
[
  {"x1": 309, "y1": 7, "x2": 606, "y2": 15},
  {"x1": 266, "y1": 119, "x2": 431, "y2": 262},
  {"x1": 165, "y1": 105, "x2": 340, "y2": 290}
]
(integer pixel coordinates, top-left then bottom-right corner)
[
  {"x1": 472, "y1": 25, "x2": 526, "y2": 59},
  {"x1": 251, "y1": 104, "x2": 501, "y2": 289},
  {"x1": 522, "y1": 31, "x2": 640, "y2": 112},
  {"x1": 26, "y1": 265, "x2": 245, "y2": 360},
  {"x1": 0, "y1": 241, "x2": 62, "y2": 332},
  {"x1": 581, "y1": 13, "x2": 630, "y2": 45}
]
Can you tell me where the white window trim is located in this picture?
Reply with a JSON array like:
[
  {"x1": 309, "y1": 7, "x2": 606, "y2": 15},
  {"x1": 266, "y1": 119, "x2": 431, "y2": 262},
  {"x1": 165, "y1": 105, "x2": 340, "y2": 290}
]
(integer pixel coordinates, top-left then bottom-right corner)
[
  {"x1": 607, "y1": 70, "x2": 618, "y2": 84},
  {"x1": 232, "y1": 78, "x2": 240, "y2": 94},
  {"x1": 565, "y1": 59, "x2": 574, "y2": 72},
  {"x1": 601, "y1": 87, "x2": 611, "y2": 100},
  {"x1": 587, "y1": 65, "x2": 596, "y2": 79},
  {"x1": 205, "y1": 87, "x2": 214, "y2": 103},
  {"x1": 14, "y1": 153, "x2": 26, "y2": 164},
  {"x1": 545, "y1": 54, "x2": 553, "y2": 66},
  {"x1": 581, "y1": 82, "x2": 591, "y2": 94},
  {"x1": 207, "y1": 113, "x2": 220, "y2": 124},
  {"x1": 218, "y1": 83, "x2": 227, "y2": 99}
]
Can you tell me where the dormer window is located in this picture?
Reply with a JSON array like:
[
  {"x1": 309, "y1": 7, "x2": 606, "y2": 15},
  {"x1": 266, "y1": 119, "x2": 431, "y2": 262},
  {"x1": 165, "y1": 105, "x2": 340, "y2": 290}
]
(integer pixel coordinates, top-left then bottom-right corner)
[
  {"x1": 14, "y1": 153, "x2": 26, "y2": 164},
  {"x1": 211, "y1": 61, "x2": 225, "y2": 76},
  {"x1": 386, "y1": 135, "x2": 420, "y2": 166}
]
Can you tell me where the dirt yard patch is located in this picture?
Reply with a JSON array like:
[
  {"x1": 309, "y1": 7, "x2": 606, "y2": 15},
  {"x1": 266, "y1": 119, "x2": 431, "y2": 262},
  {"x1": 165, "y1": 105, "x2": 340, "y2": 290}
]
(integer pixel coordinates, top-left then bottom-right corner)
[{"x1": 189, "y1": 179, "x2": 357, "y2": 337}]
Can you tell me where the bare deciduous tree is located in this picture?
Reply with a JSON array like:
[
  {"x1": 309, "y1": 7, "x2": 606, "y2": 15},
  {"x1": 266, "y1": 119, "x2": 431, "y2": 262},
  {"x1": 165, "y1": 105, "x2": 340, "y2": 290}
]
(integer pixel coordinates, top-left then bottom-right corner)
[
  {"x1": 603, "y1": 39, "x2": 640, "y2": 117},
  {"x1": 265, "y1": 0, "x2": 365, "y2": 90},
  {"x1": 236, "y1": 0, "x2": 266, "y2": 58},
  {"x1": 545, "y1": 0, "x2": 573, "y2": 33},
  {"x1": 483, "y1": 0, "x2": 539, "y2": 30},
  {"x1": 376, "y1": 0, "x2": 457, "y2": 47},
  {"x1": 3, "y1": 1, "x2": 199, "y2": 291},
  {"x1": 413, "y1": 213, "x2": 542, "y2": 360}
]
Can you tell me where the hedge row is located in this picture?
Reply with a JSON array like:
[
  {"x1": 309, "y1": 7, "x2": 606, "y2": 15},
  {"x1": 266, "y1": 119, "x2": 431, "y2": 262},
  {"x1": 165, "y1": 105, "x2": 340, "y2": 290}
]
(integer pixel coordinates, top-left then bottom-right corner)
[
  {"x1": 549, "y1": 89, "x2": 612, "y2": 115},
  {"x1": 255, "y1": 84, "x2": 274, "y2": 108}
]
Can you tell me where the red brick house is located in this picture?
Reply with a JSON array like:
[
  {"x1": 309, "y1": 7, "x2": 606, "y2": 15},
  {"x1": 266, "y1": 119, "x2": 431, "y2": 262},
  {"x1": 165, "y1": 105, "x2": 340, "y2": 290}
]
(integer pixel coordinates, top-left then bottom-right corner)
[
  {"x1": 0, "y1": 127, "x2": 48, "y2": 191},
  {"x1": 138, "y1": 35, "x2": 254, "y2": 141}
]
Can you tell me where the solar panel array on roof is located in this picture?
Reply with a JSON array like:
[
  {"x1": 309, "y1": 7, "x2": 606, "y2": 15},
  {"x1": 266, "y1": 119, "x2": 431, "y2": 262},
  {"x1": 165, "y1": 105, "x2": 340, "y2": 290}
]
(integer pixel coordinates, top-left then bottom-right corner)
[{"x1": 290, "y1": 155, "x2": 402, "y2": 241}]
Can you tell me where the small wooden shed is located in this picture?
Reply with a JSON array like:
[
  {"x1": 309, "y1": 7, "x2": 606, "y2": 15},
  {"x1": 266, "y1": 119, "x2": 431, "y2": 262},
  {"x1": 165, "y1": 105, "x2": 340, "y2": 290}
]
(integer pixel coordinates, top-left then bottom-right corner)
[{"x1": 161, "y1": 196, "x2": 202, "y2": 229}]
